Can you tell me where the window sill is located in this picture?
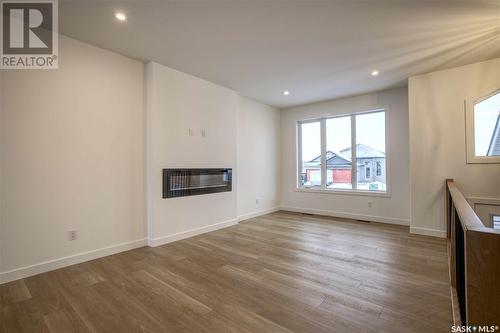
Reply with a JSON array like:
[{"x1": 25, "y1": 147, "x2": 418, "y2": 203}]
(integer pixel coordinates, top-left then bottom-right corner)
[
  {"x1": 466, "y1": 156, "x2": 500, "y2": 164},
  {"x1": 294, "y1": 187, "x2": 391, "y2": 198}
]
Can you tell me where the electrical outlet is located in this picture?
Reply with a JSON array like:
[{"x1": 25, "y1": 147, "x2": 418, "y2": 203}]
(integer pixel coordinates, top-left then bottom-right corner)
[
  {"x1": 68, "y1": 230, "x2": 77, "y2": 241},
  {"x1": 368, "y1": 202, "x2": 373, "y2": 208}
]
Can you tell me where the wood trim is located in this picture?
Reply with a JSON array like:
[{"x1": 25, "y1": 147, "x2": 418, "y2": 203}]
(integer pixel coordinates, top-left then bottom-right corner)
[
  {"x1": 449, "y1": 204, "x2": 457, "y2": 289},
  {"x1": 450, "y1": 286, "x2": 462, "y2": 326},
  {"x1": 465, "y1": 229, "x2": 500, "y2": 324},
  {"x1": 446, "y1": 180, "x2": 486, "y2": 231},
  {"x1": 445, "y1": 178, "x2": 453, "y2": 239},
  {"x1": 446, "y1": 179, "x2": 500, "y2": 326}
]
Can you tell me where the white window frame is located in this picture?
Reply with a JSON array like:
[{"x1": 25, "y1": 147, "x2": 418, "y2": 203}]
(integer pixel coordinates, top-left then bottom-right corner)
[
  {"x1": 296, "y1": 108, "x2": 390, "y2": 197},
  {"x1": 465, "y1": 88, "x2": 500, "y2": 164},
  {"x1": 297, "y1": 119, "x2": 323, "y2": 189}
]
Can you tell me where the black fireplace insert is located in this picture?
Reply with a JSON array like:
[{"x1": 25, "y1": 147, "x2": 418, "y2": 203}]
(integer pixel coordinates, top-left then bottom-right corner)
[{"x1": 162, "y1": 168, "x2": 232, "y2": 198}]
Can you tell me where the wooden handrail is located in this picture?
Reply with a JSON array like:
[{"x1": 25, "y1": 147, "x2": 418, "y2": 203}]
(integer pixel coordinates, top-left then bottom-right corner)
[
  {"x1": 446, "y1": 179, "x2": 500, "y2": 326},
  {"x1": 446, "y1": 179, "x2": 498, "y2": 232}
]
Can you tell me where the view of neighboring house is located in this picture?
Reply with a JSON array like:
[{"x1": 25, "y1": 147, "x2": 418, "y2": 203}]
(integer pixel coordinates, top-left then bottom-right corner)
[
  {"x1": 302, "y1": 151, "x2": 352, "y2": 186},
  {"x1": 341, "y1": 143, "x2": 386, "y2": 189},
  {"x1": 301, "y1": 143, "x2": 386, "y2": 190},
  {"x1": 487, "y1": 114, "x2": 500, "y2": 156}
]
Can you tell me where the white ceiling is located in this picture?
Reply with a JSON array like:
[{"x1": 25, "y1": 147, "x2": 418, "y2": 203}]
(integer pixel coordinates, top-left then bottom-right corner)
[{"x1": 59, "y1": 1, "x2": 500, "y2": 108}]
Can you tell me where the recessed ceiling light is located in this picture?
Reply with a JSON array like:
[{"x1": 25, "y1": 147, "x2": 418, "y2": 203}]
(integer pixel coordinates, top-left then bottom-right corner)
[
  {"x1": 371, "y1": 70, "x2": 379, "y2": 76},
  {"x1": 284, "y1": 90, "x2": 290, "y2": 96},
  {"x1": 115, "y1": 12, "x2": 127, "y2": 21}
]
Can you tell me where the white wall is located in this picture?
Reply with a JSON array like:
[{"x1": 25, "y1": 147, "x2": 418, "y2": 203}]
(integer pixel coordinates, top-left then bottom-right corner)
[
  {"x1": 409, "y1": 58, "x2": 500, "y2": 237},
  {"x1": 280, "y1": 87, "x2": 411, "y2": 225},
  {"x1": 0, "y1": 36, "x2": 145, "y2": 282},
  {"x1": 146, "y1": 62, "x2": 238, "y2": 245},
  {"x1": 146, "y1": 62, "x2": 281, "y2": 246},
  {"x1": 237, "y1": 96, "x2": 280, "y2": 219}
]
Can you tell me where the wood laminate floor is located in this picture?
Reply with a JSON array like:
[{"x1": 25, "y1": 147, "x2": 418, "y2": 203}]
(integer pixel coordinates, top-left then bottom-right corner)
[{"x1": 1, "y1": 211, "x2": 452, "y2": 332}]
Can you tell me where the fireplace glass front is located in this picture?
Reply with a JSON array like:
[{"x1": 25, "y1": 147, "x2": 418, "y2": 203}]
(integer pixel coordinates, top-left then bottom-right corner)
[{"x1": 162, "y1": 168, "x2": 232, "y2": 198}]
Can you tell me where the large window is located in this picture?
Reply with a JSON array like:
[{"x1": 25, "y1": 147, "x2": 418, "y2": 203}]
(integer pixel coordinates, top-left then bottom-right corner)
[{"x1": 297, "y1": 109, "x2": 387, "y2": 193}]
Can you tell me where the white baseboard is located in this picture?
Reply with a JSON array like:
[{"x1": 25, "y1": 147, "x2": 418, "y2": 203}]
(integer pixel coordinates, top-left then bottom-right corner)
[
  {"x1": 148, "y1": 218, "x2": 238, "y2": 247},
  {"x1": 237, "y1": 207, "x2": 280, "y2": 222},
  {"x1": 280, "y1": 205, "x2": 410, "y2": 226},
  {"x1": 410, "y1": 227, "x2": 446, "y2": 238},
  {"x1": 0, "y1": 238, "x2": 147, "y2": 285}
]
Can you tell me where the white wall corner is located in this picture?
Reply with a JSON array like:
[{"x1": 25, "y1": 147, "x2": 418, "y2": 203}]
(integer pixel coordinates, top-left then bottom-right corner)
[{"x1": 144, "y1": 62, "x2": 154, "y2": 245}]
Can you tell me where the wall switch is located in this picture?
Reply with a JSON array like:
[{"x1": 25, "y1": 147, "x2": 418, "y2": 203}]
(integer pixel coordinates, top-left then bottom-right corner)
[
  {"x1": 201, "y1": 129, "x2": 206, "y2": 138},
  {"x1": 68, "y1": 230, "x2": 77, "y2": 241},
  {"x1": 368, "y1": 202, "x2": 373, "y2": 208},
  {"x1": 188, "y1": 128, "x2": 194, "y2": 136},
  {"x1": 256, "y1": 198, "x2": 260, "y2": 205}
]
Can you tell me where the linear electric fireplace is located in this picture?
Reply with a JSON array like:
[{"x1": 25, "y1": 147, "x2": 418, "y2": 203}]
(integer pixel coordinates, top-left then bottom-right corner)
[{"x1": 162, "y1": 168, "x2": 232, "y2": 198}]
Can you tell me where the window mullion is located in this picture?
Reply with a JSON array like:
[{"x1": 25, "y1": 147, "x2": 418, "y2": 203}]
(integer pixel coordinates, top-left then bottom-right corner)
[
  {"x1": 351, "y1": 115, "x2": 357, "y2": 190},
  {"x1": 297, "y1": 123, "x2": 303, "y2": 188},
  {"x1": 320, "y1": 118, "x2": 327, "y2": 189}
]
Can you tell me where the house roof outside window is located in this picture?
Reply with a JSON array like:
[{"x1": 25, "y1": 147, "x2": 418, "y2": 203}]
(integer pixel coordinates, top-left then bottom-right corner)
[
  {"x1": 306, "y1": 143, "x2": 385, "y2": 168},
  {"x1": 340, "y1": 143, "x2": 385, "y2": 159},
  {"x1": 305, "y1": 151, "x2": 352, "y2": 168}
]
